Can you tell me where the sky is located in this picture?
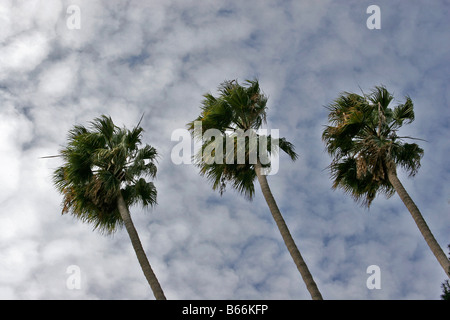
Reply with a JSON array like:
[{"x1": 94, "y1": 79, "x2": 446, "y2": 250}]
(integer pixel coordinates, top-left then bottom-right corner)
[{"x1": 0, "y1": 0, "x2": 449, "y2": 300}]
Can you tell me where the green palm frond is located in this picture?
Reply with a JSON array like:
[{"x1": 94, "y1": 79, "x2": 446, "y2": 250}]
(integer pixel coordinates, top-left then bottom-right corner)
[
  {"x1": 368, "y1": 85, "x2": 394, "y2": 109},
  {"x1": 329, "y1": 157, "x2": 395, "y2": 207},
  {"x1": 390, "y1": 142, "x2": 423, "y2": 176},
  {"x1": 266, "y1": 135, "x2": 298, "y2": 161},
  {"x1": 391, "y1": 96, "x2": 414, "y2": 128},
  {"x1": 123, "y1": 178, "x2": 157, "y2": 208}
]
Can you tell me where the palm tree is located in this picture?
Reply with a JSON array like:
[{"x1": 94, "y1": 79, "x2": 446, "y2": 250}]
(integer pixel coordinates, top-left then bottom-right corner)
[
  {"x1": 322, "y1": 86, "x2": 450, "y2": 277},
  {"x1": 52, "y1": 115, "x2": 167, "y2": 299},
  {"x1": 187, "y1": 79, "x2": 323, "y2": 300}
]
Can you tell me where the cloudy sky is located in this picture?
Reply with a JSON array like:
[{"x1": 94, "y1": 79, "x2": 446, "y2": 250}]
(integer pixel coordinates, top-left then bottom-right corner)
[{"x1": 0, "y1": 0, "x2": 449, "y2": 299}]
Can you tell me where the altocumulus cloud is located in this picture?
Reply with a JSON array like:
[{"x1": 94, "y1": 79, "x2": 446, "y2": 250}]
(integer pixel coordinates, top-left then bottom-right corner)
[{"x1": 0, "y1": 0, "x2": 448, "y2": 299}]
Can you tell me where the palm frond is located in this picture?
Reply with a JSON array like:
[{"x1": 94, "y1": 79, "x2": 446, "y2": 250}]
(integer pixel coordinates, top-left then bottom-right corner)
[
  {"x1": 391, "y1": 96, "x2": 414, "y2": 128},
  {"x1": 329, "y1": 157, "x2": 395, "y2": 207},
  {"x1": 368, "y1": 85, "x2": 393, "y2": 109},
  {"x1": 266, "y1": 135, "x2": 298, "y2": 161}
]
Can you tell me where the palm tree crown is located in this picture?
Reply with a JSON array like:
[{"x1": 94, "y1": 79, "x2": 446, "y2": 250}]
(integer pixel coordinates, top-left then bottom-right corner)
[
  {"x1": 322, "y1": 86, "x2": 424, "y2": 206},
  {"x1": 187, "y1": 79, "x2": 297, "y2": 199},
  {"x1": 53, "y1": 115, "x2": 158, "y2": 234}
]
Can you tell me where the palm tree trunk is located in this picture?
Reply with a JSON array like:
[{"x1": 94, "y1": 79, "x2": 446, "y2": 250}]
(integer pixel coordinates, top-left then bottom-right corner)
[
  {"x1": 117, "y1": 192, "x2": 167, "y2": 299},
  {"x1": 255, "y1": 162, "x2": 323, "y2": 299},
  {"x1": 387, "y1": 167, "x2": 450, "y2": 277}
]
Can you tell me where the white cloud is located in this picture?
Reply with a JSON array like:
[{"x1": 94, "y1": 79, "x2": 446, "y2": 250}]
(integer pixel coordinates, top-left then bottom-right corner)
[
  {"x1": 0, "y1": 32, "x2": 50, "y2": 79},
  {"x1": 0, "y1": 105, "x2": 34, "y2": 203},
  {"x1": 37, "y1": 55, "x2": 79, "y2": 100}
]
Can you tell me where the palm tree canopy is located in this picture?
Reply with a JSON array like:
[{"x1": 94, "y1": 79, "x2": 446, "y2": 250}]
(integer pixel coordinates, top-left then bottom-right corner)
[
  {"x1": 187, "y1": 79, "x2": 298, "y2": 199},
  {"x1": 322, "y1": 86, "x2": 424, "y2": 206},
  {"x1": 53, "y1": 115, "x2": 158, "y2": 234}
]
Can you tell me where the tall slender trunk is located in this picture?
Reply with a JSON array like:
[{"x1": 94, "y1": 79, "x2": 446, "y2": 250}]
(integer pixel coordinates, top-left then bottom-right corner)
[
  {"x1": 255, "y1": 162, "x2": 323, "y2": 300},
  {"x1": 117, "y1": 192, "x2": 167, "y2": 299},
  {"x1": 387, "y1": 167, "x2": 450, "y2": 277}
]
